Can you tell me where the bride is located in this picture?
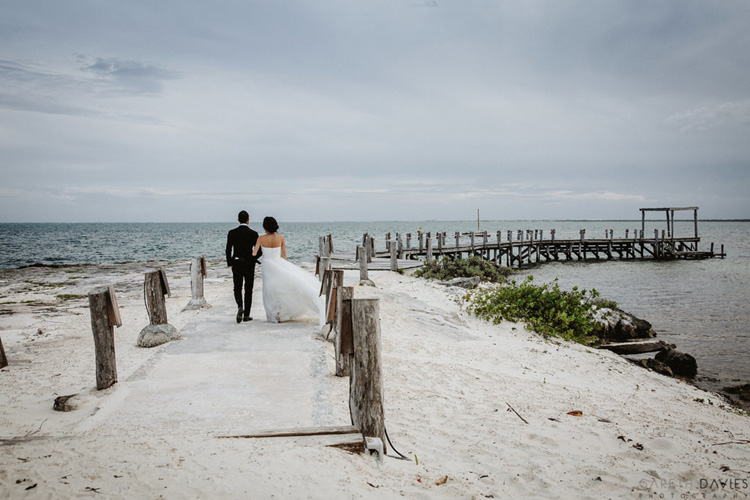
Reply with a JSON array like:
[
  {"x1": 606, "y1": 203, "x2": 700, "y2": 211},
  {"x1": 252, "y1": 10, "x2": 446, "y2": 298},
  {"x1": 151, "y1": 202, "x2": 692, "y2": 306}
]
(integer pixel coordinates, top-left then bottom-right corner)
[{"x1": 252, "y1": 217, "x2": 325, "y2": 326}]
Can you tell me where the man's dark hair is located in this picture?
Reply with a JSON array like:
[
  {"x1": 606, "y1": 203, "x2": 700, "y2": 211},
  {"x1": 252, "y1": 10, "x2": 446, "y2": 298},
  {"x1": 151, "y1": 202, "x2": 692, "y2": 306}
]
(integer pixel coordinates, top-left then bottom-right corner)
[{"x1": 238, "y1": 210, "x2": 249, "y2": 224}]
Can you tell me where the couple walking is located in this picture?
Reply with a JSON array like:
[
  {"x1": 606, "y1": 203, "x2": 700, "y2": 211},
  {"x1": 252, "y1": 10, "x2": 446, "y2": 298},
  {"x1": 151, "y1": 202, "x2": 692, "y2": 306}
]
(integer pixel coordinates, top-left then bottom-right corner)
[{"x1": 226, "y1": 210, "x2": 325, "y2": 326}]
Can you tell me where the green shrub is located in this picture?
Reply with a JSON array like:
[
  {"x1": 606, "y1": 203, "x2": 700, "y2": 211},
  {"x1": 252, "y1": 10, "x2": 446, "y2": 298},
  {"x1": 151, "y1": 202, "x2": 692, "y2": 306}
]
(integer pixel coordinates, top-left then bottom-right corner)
[
  {"x1": 465, "y1": 276, "x2": 602, "y2": 345},
  {"x1": 414, "y1": 256, "x2": 511, "y2": 283}
]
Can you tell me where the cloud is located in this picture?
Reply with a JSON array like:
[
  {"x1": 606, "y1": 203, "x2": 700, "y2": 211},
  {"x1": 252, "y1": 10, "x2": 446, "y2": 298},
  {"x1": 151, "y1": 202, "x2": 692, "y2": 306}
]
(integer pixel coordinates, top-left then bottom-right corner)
[
  {"x1": 0, "y1": 57, "x2": 181, "y2": 118},
  {"x1": 666, "y1": 101, "x2": 750, "y2": 132},
  {"x1": 79, "y1": 56, "x2": 182, "y2": 95}
]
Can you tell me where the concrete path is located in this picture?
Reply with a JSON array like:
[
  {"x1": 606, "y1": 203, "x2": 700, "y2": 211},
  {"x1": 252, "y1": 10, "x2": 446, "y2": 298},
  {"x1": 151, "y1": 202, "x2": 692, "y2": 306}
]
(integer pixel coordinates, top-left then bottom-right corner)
[{"x1": 96, "y1": 292, "x2": 340, "y2": 436}]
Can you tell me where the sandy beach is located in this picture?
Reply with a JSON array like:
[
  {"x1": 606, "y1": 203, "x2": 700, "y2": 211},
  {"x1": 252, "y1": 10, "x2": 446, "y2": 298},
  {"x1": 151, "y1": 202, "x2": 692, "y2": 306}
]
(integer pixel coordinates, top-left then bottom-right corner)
[{"x1": 1, "y1": 259, "x2": 749, "y2": 499}]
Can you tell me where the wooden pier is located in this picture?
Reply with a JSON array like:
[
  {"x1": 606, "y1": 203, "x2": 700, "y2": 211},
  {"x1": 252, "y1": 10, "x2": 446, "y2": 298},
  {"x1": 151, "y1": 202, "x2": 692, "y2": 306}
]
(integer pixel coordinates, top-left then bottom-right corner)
[{"x1": 365, "y1": 207, "x2": 725, "y2": 269}]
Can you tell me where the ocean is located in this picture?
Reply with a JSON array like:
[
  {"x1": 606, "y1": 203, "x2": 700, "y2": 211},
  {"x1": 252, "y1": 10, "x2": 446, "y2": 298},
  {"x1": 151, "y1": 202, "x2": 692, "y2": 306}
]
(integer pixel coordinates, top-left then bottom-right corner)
[{"x1": 1, "y1": 220, "x2": 748, "y2": 397}]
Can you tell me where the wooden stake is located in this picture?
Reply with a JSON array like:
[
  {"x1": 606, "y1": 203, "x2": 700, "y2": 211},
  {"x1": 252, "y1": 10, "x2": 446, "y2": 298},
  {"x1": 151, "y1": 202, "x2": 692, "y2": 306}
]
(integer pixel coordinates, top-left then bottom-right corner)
[
  {"x1": 144, "y1": 271, "x2": 169, "y2": 325},
  {"x1": 0, "y1": 336, "x2": 8, "y2": 369},
  {"x1": 349, "y1": 298, "x2": 386, "y2": 452},
  {"x1": 335, "y1": 286, "x2": 354, "y2": 377},
  {"x1": 89, "y1": 289, "x2": 117, "y2": 390}
]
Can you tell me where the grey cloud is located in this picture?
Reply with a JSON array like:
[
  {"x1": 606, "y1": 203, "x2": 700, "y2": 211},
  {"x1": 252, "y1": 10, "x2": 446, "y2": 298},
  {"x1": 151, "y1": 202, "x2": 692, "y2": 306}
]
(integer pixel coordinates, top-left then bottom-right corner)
[{"x1": 79, "y1": 57, "x2": 182, "y2": 95}]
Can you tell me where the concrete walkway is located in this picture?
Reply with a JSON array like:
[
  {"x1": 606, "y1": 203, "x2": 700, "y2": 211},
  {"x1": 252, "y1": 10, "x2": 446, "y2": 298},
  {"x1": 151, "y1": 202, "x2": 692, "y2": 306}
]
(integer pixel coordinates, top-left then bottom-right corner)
[{"x1": 97, "y1": 292, "x2": 340, "y2": 436}]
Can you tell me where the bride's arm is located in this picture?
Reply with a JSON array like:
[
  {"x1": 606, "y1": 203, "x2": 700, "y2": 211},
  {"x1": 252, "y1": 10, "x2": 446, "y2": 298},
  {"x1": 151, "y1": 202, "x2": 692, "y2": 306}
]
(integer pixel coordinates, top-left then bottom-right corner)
[
  {"x1": 281, "y1": 236, "x2": 287, "y2": 259},
  {"x1": 252, "y1": 235, "x2": 263, "y2": 256}
]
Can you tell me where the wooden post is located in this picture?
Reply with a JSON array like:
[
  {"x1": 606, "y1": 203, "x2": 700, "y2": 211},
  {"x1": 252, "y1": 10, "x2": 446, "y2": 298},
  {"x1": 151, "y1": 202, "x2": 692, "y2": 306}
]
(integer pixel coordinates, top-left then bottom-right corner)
[
  {"x1": 426, "y1": 236, "x2": 433, "y2": 262},
  {"x1": 327, "y1": 270, "x2": 345, "y2": 323},
  {"x1": 419, "y1": 231, "x2": 424, "y2": 252},
  {"x1": 183, "y1": 256, "x2": 211, "y2": 310},
  {"x1": 138, "y1": 271, "x2": 179, "y2": 347},
  {"x1": 349, "y1": 298, "x2": 386, "y2": 451},
  {"x1": 145, "y1": 271, "x2": 168, "y2": 325},
  {"x1": 89, "y1": 288, "x2": 118, "y2": 390},
  {"x1": 406, "y1": 233, "x2": 411, "y2": 249},
  {"x1": 389, "y1": 237, "x2": 398, "y2": 271},
  {"x1": 357, "y1": 246, "x2": 369, "y2": 282},
  {"x1": 397, "y1": 233, "x2": 403, "y2": 258},
  {"x1": 437, "y1": 231, "x2": 443, "y2": 254},
  {"x1": 455, "y1": 231, "x2": 460, "y2": 249},
  {"x1": 0, "y1": 336, "x2": 8, "y2": 370},
  {"x1": 335, "y1": 286, "x2": 354, "y2": 377}
]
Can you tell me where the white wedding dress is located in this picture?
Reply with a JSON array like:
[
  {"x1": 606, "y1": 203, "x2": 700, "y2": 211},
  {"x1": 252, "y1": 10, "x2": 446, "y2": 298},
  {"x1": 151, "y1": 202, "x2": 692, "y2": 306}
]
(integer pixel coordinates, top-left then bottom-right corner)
[{"x1": 259, "y1": 246, "x2": 325, "y2": 326}]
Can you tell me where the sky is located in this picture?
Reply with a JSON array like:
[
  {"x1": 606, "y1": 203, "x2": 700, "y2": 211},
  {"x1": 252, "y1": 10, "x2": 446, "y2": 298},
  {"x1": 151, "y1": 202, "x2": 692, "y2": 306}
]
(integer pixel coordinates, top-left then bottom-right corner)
[{"x1": 1, "y1": 1, "x2": 749, "y2": 222}]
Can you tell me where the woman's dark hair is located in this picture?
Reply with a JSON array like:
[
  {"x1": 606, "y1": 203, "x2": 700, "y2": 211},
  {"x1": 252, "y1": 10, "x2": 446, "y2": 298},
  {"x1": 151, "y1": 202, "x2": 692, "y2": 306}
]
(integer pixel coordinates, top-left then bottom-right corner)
[{"x1": 263, "y1": 216, "x2": 279, "y2": 233}]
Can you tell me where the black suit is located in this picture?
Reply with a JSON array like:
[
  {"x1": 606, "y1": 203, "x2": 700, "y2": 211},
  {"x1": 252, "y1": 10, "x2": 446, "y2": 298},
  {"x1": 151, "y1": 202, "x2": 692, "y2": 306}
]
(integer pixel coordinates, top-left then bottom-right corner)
[{"x1": 226, "y1": 225, "x2": 261, "y2": 314}]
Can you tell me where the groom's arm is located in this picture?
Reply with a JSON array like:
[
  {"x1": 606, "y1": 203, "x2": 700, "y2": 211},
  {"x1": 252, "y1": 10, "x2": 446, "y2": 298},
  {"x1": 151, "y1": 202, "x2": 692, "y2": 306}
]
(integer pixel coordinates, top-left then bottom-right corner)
[{"x1": 226, "y1": 232, "x2": 234, "y2": 267}]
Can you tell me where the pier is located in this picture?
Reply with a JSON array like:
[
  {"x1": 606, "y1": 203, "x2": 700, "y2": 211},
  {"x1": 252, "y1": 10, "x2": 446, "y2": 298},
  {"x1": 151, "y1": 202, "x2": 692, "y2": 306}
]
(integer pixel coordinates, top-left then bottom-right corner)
[{"x1": 329, "y1": 207, "x2": 725, "y2": 271}]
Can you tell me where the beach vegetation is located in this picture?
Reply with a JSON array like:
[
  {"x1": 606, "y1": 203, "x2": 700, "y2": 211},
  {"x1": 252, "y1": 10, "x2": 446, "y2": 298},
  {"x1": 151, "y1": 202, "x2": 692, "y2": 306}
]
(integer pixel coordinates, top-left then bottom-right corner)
[
  {"x1": 56, "y1": 294, "x2": 86, "y2": 301},
  {"x1": 465, "y1": 276, "x2": 608, "y2": 345},
  {"x1": 414, "y1": 256, "x2": 511, "y2": 283},
  {"x1": 25, "y1": 281, "x2": 66, "y2": 289}
]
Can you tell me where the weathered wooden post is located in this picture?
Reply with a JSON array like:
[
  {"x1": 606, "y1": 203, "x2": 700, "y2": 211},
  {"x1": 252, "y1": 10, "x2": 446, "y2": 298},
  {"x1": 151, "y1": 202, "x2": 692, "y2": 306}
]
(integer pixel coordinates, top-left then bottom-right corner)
[
  {"x1": 385, "y1": 233, "x2": 391, "y2": 253},
  {"x1": 334, "y1": 286, "x2": 354, "y2": 377},
  {"x1": 327, "y1": 270, "x2": 345, "y2": 324},
  {"x1": 349, "y1": 298, "x2": 386, "y2": 452},
  {"x1": 406, "y1": 233, "x2": 411, "y2": 249},
  {"x1": 437, "y1": 231, "x2": 443, "y2": 255},
  {"x1": 89, "y1": 287, "x2": 122, "y2": 390},
  {"x1": 397, "y1": 233, "x2": 404, "y2": 258},
  {"x1": 388, "y1": 237, "x2": 398, "y2": 271},
  {"x1": 183, "y1": 256, "x2": 211, "y2": 311},
  {"x1": 0, "y1": 336, "x2": 8, "y2": 370},
  {"x1": 357, "y1": 245, "x2": 368, "y2": 282},
  {"x1": 419, "y1": 231, "x2": 424, "y2": 253},
  {"x1": 319, "y1": 235, "x2": 332, "y2": 281},
  {"x1": 426, "y1": 235, "x2": 433, "y2": 262},
  {"x1": 137, "y1": 269, "x2": 179, "y2": 348},
  {"x1": 455, "y1": 231, "x2": 460, "y2": 249},
  {"x1": 580, "y1": 229, "x2": 586, "y2": 260}
]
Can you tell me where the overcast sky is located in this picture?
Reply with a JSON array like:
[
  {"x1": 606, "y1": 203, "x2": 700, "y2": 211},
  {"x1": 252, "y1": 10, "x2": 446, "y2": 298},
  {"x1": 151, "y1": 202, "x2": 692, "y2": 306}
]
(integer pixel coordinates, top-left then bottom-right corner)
[{"x1": 1, "y1": 1, "x2": 749, "y2": 222}]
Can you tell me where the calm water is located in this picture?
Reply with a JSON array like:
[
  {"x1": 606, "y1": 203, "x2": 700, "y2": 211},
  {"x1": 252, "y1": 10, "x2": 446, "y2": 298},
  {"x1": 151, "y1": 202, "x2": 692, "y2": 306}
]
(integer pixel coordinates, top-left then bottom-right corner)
[{"x1": 1, "y1": 220, "x2": 747, "y2": 395}]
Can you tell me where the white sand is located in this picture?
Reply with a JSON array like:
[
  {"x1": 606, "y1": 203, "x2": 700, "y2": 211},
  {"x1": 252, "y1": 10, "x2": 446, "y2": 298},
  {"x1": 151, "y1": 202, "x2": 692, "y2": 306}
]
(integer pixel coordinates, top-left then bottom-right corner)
[{"x1": 1, "y1": 260, "x2": 748, "y2": 499}]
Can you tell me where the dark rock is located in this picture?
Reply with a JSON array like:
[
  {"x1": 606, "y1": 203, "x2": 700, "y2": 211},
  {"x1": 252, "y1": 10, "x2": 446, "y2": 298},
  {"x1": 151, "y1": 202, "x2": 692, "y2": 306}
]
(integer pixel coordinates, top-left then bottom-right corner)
[
  {"x1": 655, "y1": 349, "x2": 697, "y2": 378},
  {"x1": 639, "y1": 358, "x2": 674, "y2": 377},
  {"x1": 722, "y1": 383, "x2": 750, "y2": 402},
  {"x1": 591, "y1": 308, "x2": 654, "y2": 341},
  {"x1": 53, "y1": 394, "x2": 79, "y2": 412}
]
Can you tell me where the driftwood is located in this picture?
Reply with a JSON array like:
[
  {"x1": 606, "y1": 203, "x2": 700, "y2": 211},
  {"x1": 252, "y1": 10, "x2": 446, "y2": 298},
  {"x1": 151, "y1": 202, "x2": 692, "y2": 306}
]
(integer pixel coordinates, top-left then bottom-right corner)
[
  {"x1": 217, "y1": 425, "x2": 360, "y2": 439},
  {"x1": 89, "y1": 289, "x2": 118, "y2": 390},
  {"x1": 599, "y1": 340, "x2": 674, "y2": 355},
  {"x1": 349, "y1": 298, "x2": 386, "y2": 452}
]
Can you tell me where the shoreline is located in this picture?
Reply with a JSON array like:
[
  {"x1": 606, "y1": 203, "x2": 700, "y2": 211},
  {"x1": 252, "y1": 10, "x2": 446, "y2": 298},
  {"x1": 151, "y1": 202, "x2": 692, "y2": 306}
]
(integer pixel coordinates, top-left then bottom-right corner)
[{"x1": 1, "y1": 259, "x2": 749, "y2": 498}]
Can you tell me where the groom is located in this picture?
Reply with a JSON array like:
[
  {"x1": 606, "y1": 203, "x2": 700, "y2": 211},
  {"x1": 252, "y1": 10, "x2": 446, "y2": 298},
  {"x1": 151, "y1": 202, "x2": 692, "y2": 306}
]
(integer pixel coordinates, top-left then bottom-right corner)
[{"x1": 226, "y1": 210, "x2": 261, "y2": 323}]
